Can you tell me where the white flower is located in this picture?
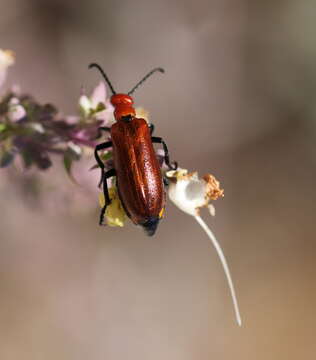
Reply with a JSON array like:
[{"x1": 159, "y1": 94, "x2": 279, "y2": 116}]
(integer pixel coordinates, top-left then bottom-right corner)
[
  {"x1": 78, "y1": 94, "x2": 91, "y2": 116},
  {"x1": 0, "y1": 49, "x2": 14, "y2": 70},
  {"x1": 166, "y1": 167, "x2": 242, "y2": 326},
  {"x1": 28, "y1": 123, "x2": 45, "y2": 133},
  {"x1": 8, "y1": 97, "x2": 26, "y2": 122},
  {"x1": 0, "y1": 49, "x2": 14, "y2": 89},
  {"x1": 166, "y1": 168, "x2": 224, "y2": 216}
]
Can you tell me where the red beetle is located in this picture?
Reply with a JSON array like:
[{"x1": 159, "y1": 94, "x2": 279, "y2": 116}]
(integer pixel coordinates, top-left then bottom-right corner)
[{"x1": 90, "y1": 63, "x2": 177, "y2": 236}]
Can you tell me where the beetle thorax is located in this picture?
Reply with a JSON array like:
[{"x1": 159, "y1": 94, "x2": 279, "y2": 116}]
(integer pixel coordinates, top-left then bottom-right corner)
[{"x1": 111, "y1": 93, "x2": 136, "y2": 121}]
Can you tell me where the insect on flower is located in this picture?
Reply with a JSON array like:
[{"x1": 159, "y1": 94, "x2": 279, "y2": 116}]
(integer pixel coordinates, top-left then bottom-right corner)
[{"x1": 90, "y1": 63, "x2": 177, "y2": 236}]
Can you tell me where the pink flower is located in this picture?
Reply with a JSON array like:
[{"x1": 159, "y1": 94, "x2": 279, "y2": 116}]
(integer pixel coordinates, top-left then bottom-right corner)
[{"x1": 79, "y1": 81, "x2": 114, "y2": 126}]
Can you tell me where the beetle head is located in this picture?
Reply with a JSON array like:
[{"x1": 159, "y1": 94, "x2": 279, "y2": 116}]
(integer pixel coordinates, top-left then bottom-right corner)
[
  {"x1": 89, "y1": 63, "x2": 164, "y2": 121},
  {"x1": 110, "y1": 94, "x2": 133, "y2": 106},
  {"x1": 111, "y1": 94, "x2": 136, "y2": 121}
]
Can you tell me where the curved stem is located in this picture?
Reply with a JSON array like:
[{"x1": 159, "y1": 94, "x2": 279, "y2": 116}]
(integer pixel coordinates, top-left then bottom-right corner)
[{"x1": 194, "y1": 215, "x2": 242, "y2": 326}]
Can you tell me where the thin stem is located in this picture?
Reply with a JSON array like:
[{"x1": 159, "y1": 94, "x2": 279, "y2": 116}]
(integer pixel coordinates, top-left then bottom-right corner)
[{"x1": 194, "y1": 215, "x2": 242, "y2": 326}]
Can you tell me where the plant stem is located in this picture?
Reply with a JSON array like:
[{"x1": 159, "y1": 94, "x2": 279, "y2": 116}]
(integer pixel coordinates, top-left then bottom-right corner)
[{"x1": 194, "y1": 215, "x2": 242, "y2": 326}]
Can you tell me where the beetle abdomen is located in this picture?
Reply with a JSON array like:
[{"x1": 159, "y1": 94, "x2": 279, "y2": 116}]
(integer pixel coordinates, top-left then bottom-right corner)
[{"x1": 111, "y1": 118, "x2": 165, "y2": 226}]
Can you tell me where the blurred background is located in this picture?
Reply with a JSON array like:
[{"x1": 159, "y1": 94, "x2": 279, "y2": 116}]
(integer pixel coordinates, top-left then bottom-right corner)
[{"x1": 1, "y1": 0, "x2": 316, "y2": 359}]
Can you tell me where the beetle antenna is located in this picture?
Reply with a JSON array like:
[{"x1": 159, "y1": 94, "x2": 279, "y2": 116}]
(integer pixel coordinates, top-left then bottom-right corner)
[
  {"x1": 128, "y1": 68, "x2": 165, "y2": 95},
  {"x1": 89, "y1": 63, "x2": 116, "y2": 95}
]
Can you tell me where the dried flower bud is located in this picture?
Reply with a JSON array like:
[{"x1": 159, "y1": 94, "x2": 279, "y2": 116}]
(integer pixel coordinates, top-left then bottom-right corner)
[{"x1": 166, "y1": 168, "x2": 224, "y2": 216}]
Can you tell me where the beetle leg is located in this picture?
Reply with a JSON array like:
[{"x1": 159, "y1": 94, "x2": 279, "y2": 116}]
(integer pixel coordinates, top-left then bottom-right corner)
[
  {"x1": 94, "y1": 127, "x2": 111, "y2": 140},
  {"x1": 96, "y1": 126, "x2": 111, "y2": 138},
  {"x1": 148, "y1": 123, "x2": 155, "y2": 135},
  {"x1": 94, "y1": 141, "x2": 112, "y2": 188},
  {"x1": 99, "y1": 168, "x2": 116, "y2": 226},
  {"x1": 151, "y1": 136, "x2": 178, "y2": 170}
]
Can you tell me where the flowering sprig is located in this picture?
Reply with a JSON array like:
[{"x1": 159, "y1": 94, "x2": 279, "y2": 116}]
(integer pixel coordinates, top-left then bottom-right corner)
[
  {"x1": 0, "y1": 50, "x2": 114, "y2": 176},
  {"x1": 0, "y1": 92, "x2": 105, "y2": 173}
]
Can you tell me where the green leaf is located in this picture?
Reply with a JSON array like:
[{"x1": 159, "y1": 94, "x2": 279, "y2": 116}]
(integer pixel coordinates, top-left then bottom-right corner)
[
  {"x1": 21, "y1": 151, "x2": 33, "y2": 169},
  {"x1": 63, "y1": 144, "x2": 82, "y2": 184},
  {"x1": 0, "y1": 123, "x2": 6, "y2": 132},
  {"x1": 101, "y1": 151, "x2": 112, "y2": 162},
  {"x1": 89, "y1": 102, "x2": 106, "y2": 116},
  {"x1": 42, "y1": 103, "x2": 58, "y2": 115},
  {"x1": 66, "y1": 142, "x2": 82, "y2": 161},
  {"x1": 0, "y1": 151, "x2": 14, "y2": 168},
  {"x1": 95, "y1": 102, "x2": 106, "y2": 112},
  {"x1": 63, "y1": 153, "x2": 77, "y2": 184}
]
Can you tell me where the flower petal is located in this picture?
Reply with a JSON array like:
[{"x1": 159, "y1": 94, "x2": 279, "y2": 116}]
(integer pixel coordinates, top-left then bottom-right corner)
[
  {"x1": 90, "y1": 81, "x2": 107, "y2": 108},
  {"x1": 8, "y1": 97, "x2": 26, "y2": 122},
  {"x1": 99, "y1": 186, "x2": 126, "y2": 227},
  {"x1": 0, "y1": 49, "x2": 14, "y2": 88},
  {"x1": 0, "y1": 49, "x2": 14, "y2": 70},
  {"x1": 79, "y1": 95, "x2": 92, "y2": 116}
]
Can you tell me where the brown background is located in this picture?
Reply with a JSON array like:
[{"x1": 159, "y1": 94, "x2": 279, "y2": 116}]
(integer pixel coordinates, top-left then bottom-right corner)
[{"x1": 0, "y1": 0, "x2": 316, "y2": 359}]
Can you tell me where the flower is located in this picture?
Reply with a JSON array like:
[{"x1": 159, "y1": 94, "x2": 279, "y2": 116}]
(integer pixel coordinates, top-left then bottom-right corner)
[
  {"x1": 0, "y1": 49, "x2": 14, "y2": 70},
  {"x1": 0, "y1": 49, "x2": 14, "y2": 89},
  {"x1": 135, "y1": 107, "x2": 149, "y2": 122},
  {"x1": 166, "y1": 168, "x2": 224, "y2": 216},
  {"x1": 166, "y1": 167, "x2": 242, "y2": 326},
  {"x1": 7, "y1": 97, "x2": 26, "y2": 122},
  {"x1": 99, "y1": 185, "x2": 126, "y2": 227},
  {"x1": 79, "y1": 81, "x2": 114, "y2": 126},
  {"x1": 0, "y1": 65, "x2": 113, "y2": 173}
]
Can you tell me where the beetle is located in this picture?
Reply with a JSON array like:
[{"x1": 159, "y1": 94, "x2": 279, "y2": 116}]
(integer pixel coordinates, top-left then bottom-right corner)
[{"x1": 90, "y1": 63, "x2": 177, "y2": 236}]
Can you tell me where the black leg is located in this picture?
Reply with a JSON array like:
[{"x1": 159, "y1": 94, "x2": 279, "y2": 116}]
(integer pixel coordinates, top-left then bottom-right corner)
[
  {"x1": 94, "y1": 126, "x2": 111, "y2": 140},
  {"x1": 99, "y1": 126, "x2": 111, "y2": 132},
  {"x1": 98, "y1": 126, "x2": 111, "y2": 136},
  {"x1": 148, "y1": 123, "x2": 155, "y2": 135},
  {"x1": 94, "y1": 141, "x2": 112, "y2": 188},
  {"x1": 151, "y1": 136, "x2": 178, "y2": 170},
  {"x1": 99, "y1": 168, "x2": 116, "y2": 226}
]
